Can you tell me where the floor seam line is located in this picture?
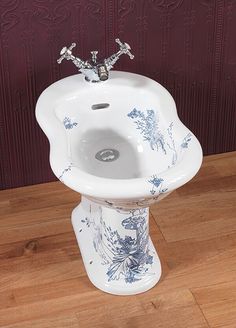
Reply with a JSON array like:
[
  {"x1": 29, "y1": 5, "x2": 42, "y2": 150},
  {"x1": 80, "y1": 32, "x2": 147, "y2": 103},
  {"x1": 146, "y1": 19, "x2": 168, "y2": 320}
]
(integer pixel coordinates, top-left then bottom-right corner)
[{"x1": 190, "y1": 289, "x2": 211, "y2": 328}]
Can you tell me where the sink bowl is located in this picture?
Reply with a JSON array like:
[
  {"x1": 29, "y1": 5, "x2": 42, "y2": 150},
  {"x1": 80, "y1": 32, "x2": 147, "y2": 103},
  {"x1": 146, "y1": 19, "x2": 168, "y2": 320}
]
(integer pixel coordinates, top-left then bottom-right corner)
[{"x1": 36, "y1": 71, "x2": 202, "y2": 295}]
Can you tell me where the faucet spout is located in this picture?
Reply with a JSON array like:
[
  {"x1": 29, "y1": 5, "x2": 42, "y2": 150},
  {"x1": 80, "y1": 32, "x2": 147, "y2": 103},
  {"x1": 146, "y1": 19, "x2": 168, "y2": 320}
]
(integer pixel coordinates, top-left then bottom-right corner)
[{"x1": 97, "y1": 64, "x2": 109, "y2": 81}]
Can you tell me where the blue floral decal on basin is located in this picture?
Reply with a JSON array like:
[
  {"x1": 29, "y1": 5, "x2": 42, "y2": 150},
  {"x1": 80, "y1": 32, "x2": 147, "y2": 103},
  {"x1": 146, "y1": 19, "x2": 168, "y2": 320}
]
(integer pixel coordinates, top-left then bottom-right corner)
[
  {"x1": 81, "y1": 208, "x2": 154, "y2": 283},
  {"x1": 128, "y1": 108, "x2": 192, "y2": 165},
  {"x1": 181, "y1": 133, "x2": 192, "y2": 148},
  {"x1": 59, "y1": 162, "x2": 73, "y2": 182},
  {"x1": 167, "y1": 122, "x2": 177, "y2": 166},
  {"x1": 128, "y1": 108, "x2": 166, "y2": 153},
  {"x1": 148, "y1": 175, "x2": 168, "y2": 196},
  {"x1": 128, "y1": 108, "x2": 192, "y2": 196},
  {"x1": 63, "y1": 117, "x2": 78, "y2": 129}
]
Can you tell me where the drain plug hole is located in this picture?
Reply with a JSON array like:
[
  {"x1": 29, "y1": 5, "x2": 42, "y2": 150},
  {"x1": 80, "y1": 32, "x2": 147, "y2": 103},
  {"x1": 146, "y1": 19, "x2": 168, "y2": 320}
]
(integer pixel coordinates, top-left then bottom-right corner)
[{"x1": 95, "y1": 149, "x2": 119, "y2": 162}]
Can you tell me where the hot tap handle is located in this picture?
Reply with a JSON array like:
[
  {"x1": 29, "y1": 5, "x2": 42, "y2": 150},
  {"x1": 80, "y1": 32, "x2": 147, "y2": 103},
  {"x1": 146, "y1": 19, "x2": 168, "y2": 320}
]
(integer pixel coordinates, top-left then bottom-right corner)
[
  {"x1": 115, "y1": 38, "x2": 134, "y2": 59},
  {"x1": 57, "y1": 42, "x2": 76, "y2": 64}
]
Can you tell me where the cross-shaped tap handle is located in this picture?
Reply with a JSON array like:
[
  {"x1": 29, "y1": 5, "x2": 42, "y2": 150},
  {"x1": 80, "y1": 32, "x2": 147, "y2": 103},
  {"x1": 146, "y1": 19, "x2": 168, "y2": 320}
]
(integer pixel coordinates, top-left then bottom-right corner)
[
  {"x1": 115, "y1": 38, "x2": 134, "y2": 59},
  {"x1": 57, "y1": 43, "x2": 76, "y2": 64}
]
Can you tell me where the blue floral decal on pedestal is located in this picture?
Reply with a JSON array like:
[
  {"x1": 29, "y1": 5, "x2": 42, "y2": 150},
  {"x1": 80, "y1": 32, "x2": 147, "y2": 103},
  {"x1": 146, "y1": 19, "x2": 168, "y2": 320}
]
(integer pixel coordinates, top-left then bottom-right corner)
[
  {"x1": 63, "y1": 117, "x2": 78, "y2": 129},
  {"x1": 81, "y1": 208, "x2": 153, "y2": 283},
  {"x1": 81, "y1": 217, "x2": 91, "y2": 227}
]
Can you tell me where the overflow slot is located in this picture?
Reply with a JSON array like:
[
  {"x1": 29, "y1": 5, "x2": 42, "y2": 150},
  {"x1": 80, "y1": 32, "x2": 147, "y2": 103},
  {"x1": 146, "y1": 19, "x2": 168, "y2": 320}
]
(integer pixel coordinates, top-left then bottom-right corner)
[{"x1": 91, "y1": 103, "x2": 110, "y2": 110}]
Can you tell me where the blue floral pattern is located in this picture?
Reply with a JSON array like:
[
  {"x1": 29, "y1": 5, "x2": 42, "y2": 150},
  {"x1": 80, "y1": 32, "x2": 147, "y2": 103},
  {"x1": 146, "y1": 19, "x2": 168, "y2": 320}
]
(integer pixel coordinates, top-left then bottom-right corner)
[
  {"x1": 148, "y1": 175, "x2": 168, "y2": 195},
  {"x1": 128, "y1": 108, "x2": 166, "y2": 153},
  {"x1": 181, "y1": 133, "x2": 192, "y2": 148},
  {"x1": 63, "y1": 117, "x2": 78, "y2": 129},
  {"x1": 166, "y1": 122, "x2": 177, "y2": 166},
  {"x1": 58, "y1": 163, "x2": 73, "y2": 181},
  {"x1": 128, "y1": 108, "x2": 192, "y2": 165},
  {"x1": 128, "y1": 108, "x2": 192, "y2": 196},
  {"x1": 81, "y1": 208, "x2": 154, "y2": 283}
]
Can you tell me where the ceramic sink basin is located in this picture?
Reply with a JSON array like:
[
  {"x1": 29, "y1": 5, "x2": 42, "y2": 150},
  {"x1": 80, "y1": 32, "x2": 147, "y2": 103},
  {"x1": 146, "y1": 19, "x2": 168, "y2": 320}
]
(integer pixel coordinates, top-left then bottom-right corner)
[{"x1": 36, "y1": 71, "x2": 202, "y2": 208}]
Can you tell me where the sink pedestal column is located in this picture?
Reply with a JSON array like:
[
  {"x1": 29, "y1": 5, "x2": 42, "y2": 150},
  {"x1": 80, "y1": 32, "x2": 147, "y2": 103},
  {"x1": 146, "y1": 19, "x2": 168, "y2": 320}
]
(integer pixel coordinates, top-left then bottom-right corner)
[{"x1": 71, "y1": 197, "x2": 162, "y2": 295}]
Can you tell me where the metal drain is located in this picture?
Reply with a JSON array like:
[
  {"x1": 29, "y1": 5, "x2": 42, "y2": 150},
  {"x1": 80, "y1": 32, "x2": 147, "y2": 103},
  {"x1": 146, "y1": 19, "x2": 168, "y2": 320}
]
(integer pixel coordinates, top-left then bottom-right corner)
[{"x1": 95, "y1": 148, "x2": 119, "y2": 162}]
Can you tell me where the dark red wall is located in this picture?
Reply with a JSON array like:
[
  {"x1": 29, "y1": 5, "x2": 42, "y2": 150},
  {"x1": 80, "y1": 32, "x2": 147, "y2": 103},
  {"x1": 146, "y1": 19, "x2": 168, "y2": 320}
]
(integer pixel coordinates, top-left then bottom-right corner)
[{"x1": 1, "y1": 0, "x2": 236, "y2": 190}]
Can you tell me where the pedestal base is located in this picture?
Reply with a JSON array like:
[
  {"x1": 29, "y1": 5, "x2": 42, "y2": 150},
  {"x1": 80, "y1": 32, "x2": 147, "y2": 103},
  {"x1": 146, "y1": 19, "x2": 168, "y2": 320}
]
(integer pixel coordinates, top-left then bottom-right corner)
[{"x1": 71, "y1": 197, "x2": 161, "y2": 295}]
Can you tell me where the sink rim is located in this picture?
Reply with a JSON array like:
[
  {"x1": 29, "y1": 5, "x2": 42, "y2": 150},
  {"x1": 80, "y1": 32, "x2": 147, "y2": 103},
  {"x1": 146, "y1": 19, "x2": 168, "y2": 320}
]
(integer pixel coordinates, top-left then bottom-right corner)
[{"x1": 36, "y1": 71, "x2": 203, "y2": 200}]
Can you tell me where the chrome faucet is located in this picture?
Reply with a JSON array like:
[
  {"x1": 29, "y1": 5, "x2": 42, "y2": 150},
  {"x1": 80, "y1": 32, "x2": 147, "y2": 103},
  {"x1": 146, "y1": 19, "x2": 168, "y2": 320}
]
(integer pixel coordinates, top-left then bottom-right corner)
[{"x1": 57, "y1": 39, "x2": 134, "y2": 82}]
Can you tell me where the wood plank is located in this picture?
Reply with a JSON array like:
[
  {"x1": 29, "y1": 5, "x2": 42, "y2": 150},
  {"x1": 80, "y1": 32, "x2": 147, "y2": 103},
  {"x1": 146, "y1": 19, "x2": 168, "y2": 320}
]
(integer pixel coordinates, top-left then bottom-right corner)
[
  {"x1": 192, "y1": 281, "x2": 236, "y2": 328},
  {"x1": 0, "y1": 182, "x2": 79, "y2": 216},
  {"x1": 3, "y1": 315, "x2": 79, "y2": 328},
  {"x1": 75, "y1": 289, "x2": 208, "y2": 328},
  {"x1": 197, "y1": 300, "x2": 236, "y2": 328},
  {"x1": 192, "y1": 281, "x2": 236, "y2": 305}
]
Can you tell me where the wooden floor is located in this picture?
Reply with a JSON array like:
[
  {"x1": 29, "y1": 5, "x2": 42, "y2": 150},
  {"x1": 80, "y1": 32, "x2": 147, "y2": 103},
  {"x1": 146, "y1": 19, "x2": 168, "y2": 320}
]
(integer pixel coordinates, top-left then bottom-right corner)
[{"x1": 0, "y1": 152, "x2": 236, "y2": 328}]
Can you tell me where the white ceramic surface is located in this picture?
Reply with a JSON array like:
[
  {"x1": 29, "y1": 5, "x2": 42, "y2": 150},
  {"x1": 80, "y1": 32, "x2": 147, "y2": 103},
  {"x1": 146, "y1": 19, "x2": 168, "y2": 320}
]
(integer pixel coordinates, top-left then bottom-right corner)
[
  {"x1": 36, "y1": 71, "x2": 202, "y2": 294},
  {"x1": 72, "y1": 197, "x2": 161, "y2": 295}
]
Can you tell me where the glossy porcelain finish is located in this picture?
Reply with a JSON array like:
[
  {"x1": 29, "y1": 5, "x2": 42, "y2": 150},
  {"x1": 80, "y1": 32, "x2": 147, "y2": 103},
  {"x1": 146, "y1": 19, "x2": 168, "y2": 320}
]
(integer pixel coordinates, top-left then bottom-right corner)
[
  {"x1": 36, "y1": 71, "x2": 202, "y2": 294},
  {"x1": 36, "y1": 71, "x2": 202, "y2": 209},
  {"x1": 72, "y1": 197, "x2": 161, "y2": 295}
]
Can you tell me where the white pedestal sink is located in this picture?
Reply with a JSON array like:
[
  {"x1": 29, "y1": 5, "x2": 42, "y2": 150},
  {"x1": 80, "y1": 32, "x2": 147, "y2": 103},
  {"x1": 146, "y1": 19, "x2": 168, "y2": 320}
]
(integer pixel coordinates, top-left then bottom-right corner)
[{"x1": 36, "y1": 71, "x2": 202, "y2": 295}]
